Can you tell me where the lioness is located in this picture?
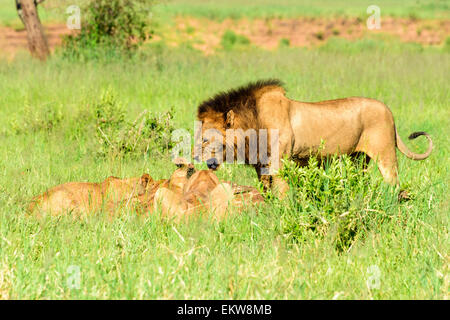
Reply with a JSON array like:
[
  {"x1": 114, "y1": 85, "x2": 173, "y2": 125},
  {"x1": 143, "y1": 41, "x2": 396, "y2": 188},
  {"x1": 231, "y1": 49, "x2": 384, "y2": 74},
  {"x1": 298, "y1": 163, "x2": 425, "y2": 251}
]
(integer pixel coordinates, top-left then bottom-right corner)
[
  {"x1": 154, "y1": 161, "x2": 264, "y2": 221},
  {"x1": 197, "y1": 79, "x2": 433, "y2": 195},
  {"x1": 135, "y1": 158, "x2": 196, "y2": 213},
  {"x1": 29, "y1": 174, "x2": 152, "y2": 217}
]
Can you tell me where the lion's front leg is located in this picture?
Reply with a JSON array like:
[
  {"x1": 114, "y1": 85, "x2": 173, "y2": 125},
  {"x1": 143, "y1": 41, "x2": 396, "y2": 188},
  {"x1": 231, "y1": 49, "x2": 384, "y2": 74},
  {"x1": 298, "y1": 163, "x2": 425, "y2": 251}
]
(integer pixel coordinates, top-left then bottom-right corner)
[
  {"x1": 256, "y1": 137, "x2": 291, "y2": 198},
  {"x1": 256, "y1": 164, "x2": 289, "y2": 199}
]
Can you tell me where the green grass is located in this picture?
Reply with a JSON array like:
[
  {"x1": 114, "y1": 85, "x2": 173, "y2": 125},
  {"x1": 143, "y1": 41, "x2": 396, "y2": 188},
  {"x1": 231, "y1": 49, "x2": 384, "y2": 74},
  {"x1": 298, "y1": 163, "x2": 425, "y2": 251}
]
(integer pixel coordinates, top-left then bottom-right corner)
[
  {"x1": 0, "y1": 0, "x2": 69, "y2": 28},
  {"x1": 0, "y1": 0, "x2": 448, "y2": 27},
  {"x1": 153, "y1": 0, "x2": 450, "y2": 20},
  {"x1": 0, "y1": 39, "x2": 449, "y2": 299}
]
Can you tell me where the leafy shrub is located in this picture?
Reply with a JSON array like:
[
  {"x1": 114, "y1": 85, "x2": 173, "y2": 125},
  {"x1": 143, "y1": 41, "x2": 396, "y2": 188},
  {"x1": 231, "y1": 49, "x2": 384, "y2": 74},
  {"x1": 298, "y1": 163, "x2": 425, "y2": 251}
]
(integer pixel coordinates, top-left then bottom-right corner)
[
  {"x1": 9, "y1": 100, "x2": 63, "y2": 135},
  {"x1": 444, "y1": 37, "x2": 450, "y2": 53},
  {"x1": 271, "y1": 155, "x2": 399, "y2": 251},
  {"x1": 94, "y1": 89, "x2": 175, "y2": 158},
  {"x1": 221, "y1": 30, "x2": 250, "y2": 50},
  {"x1": 95, "y1": 89, "x2": 126, "y2": 133},
  {"x1": 314, "y1": 31, "x2": 324, "y2": 40},
  {"x1": 62, "y1": 0, "x2": 154, "y2": 59},
  {"x1": 279, "y1": 38, "x2": 290, "y2": 47}
]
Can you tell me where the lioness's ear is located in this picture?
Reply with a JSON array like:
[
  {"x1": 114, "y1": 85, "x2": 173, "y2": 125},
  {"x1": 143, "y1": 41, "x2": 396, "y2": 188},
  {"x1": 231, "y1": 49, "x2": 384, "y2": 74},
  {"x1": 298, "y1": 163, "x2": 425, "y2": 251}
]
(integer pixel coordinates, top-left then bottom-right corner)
[
  {"x1": 226, "y1": 110, "x2": 234, "y2": 128},
  {"x1": 140, "y1": 174, "x2": 152, "y2": 187}
]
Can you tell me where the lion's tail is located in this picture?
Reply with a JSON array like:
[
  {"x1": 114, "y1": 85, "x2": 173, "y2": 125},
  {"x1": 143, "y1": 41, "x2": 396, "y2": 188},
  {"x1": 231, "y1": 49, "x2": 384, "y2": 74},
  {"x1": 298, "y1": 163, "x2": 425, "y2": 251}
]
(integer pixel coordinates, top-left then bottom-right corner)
[{"x1": 396, "y1": 130, "x2": 433, "y2": 160}]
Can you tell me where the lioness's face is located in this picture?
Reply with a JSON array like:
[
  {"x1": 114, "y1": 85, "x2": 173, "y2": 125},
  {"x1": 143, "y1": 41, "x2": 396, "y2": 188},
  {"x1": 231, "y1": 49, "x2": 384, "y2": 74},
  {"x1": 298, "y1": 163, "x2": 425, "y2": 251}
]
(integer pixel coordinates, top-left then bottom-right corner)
[
  {"x1": 169, "y1": 160, "x2": 196, "y2": 193},
  {"x1": 183, "y1": 170, "x2": 220, "y2": 197}
]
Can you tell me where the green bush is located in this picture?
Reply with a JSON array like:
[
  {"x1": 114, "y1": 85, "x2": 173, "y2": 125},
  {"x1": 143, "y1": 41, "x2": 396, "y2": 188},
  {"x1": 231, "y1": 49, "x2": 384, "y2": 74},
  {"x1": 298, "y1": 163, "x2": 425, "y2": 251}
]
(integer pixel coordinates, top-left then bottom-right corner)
[
  {"x1": 94, "y1": 89, "x2": 175, "y2": 158},
  {"x1": 220, "y1": 30, "x2": 250, "y2": 50},
  {"x1": 271, "y1": 155, "x2": 399, "y2": 251},
  {"x1": 9, "y1": 100, "x2": 63, "y2": 135},
  {"x1": 279, "y1": 38, "x2": 290, "y2": 47},
  {"x1": 444, "y1": 37, "x2": 450, "y2": 52},
  {"x1": 62, "y1": 0, "x2": 154, "y2": 60}
]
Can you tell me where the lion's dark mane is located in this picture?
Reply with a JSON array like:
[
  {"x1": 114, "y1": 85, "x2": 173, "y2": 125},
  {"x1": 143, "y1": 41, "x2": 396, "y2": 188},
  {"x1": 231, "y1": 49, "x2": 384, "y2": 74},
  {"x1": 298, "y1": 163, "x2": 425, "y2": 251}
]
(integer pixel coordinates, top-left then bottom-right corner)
[{"x1": 197, "y1": 79, "x2": 284, "y2": 119}]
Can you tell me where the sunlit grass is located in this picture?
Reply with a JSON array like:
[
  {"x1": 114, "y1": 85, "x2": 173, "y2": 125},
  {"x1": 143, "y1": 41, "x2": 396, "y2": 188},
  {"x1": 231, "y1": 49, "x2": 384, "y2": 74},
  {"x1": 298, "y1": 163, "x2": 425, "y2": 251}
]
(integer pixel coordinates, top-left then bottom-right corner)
[{"x1": 0, "y1": 33, "x2": 448, "y2": 299}]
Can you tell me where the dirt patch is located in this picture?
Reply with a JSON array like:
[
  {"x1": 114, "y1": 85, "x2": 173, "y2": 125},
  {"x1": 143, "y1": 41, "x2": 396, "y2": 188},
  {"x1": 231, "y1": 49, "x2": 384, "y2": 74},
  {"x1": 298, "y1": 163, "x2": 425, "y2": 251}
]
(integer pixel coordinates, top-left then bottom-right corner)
[
  {"x1": 174, "y1": 17, "x2": 450, "y2": 53},
  {"x1": 0, "y1": 24, "x2": 73, "y2": 59},
  {"x1": 0, "y1": 17, "x2": 449, "y2": 58}
]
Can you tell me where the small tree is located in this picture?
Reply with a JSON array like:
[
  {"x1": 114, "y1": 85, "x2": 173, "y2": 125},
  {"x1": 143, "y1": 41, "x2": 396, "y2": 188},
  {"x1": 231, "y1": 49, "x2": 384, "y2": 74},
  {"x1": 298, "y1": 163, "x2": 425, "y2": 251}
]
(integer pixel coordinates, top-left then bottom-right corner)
[
  {"x1": 16, "y1": 0, "x2": 50, "y2": 60},
  {"x1": 63, "y1": 0, "x2": 153, "y2": 59}
]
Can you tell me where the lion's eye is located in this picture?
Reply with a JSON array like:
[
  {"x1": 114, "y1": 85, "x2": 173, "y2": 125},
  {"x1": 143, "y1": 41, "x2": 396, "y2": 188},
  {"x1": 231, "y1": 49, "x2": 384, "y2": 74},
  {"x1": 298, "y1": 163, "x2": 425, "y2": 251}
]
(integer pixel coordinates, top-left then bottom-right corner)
[{"x1": 202, "y1": 138, "x2": 209, "y2": 143}]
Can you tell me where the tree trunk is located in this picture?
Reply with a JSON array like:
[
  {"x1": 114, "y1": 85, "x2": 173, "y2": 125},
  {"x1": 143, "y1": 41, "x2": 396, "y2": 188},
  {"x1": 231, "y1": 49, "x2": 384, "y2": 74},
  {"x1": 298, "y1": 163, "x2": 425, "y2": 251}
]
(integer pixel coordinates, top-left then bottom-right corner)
[{"x1": 16, "y1": 0, "x2": 49, "y2": 60}]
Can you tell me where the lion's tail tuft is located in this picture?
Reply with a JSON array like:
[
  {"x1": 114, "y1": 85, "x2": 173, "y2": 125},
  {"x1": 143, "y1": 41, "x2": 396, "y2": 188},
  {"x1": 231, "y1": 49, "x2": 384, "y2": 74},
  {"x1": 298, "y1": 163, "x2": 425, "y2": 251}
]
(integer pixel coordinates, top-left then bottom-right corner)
[
  {"x1": 396, "y1": 130, "x2": 433, "y2": 160},
  {"x1": 408, "y1": 131, "x2": 427, "y2": 140}
]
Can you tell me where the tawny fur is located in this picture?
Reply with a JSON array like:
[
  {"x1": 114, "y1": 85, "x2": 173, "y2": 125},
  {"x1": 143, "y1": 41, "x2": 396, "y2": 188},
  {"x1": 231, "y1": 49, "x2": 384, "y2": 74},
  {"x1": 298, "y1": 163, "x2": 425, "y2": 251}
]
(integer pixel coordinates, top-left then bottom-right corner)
[
  {"x1": 197, "y1": 80, "x2": 433, "y2": 195},
  {"x1": 135, "y1": 160, "x2": 196, "y2": 214},
  {"x1": 28, "y1": 174, "x2": 152, "y2": 218},
  {"x1": 154, "y1": 168, "x2": 264, "y2": 222}
]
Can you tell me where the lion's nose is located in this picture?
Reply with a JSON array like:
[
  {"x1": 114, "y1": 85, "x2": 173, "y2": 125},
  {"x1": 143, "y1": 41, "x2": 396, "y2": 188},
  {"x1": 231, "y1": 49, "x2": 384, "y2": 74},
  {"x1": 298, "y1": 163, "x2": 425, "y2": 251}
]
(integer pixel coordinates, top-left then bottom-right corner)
[{"x1": 206, "y1": 158, "x2": 219, "y2": 170}]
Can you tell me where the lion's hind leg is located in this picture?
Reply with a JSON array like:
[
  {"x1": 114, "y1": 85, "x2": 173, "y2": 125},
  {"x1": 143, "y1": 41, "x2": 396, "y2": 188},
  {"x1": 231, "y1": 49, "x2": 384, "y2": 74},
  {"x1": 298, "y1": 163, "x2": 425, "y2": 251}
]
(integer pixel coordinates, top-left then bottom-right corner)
[{"x1": 356, "y1": 138, "x2": 399, "y2": 186}]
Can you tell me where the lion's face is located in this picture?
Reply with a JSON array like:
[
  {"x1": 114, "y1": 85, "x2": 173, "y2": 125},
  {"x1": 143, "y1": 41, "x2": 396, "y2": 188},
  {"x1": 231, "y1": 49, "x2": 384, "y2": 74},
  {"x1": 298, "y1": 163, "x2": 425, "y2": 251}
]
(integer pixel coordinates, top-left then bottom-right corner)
[{"x1": 198, "y1": 110, "x2": 236, "y2": 169}]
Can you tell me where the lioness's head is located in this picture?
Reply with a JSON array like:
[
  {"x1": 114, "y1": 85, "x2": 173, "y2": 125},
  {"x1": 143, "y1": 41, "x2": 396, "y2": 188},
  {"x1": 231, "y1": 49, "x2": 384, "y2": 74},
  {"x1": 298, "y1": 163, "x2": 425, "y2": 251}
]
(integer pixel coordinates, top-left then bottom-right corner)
[
  {"x1": 103, "y1": 173, "x2": 153, "y2": 200},
  {"x1": 168, "y1": 158, "x2": 196, "y2": 194},
  {"x1": 183, "y1": 169, "x2": 220, "y2": 201}
]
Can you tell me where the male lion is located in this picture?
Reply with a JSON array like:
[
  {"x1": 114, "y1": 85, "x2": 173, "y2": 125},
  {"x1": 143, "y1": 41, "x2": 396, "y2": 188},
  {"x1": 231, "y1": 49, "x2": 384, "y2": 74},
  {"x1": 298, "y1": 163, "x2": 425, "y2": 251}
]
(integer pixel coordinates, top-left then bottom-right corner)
[
  {"x1": 197, "y1": 79, "x2": 433, "y2": 195},
  {"x1": 29, "y1": 174, "x2": 152, "y2": 217},
  {"x1": 154, "y1": 161, "x2": 264, "y2": 221}
]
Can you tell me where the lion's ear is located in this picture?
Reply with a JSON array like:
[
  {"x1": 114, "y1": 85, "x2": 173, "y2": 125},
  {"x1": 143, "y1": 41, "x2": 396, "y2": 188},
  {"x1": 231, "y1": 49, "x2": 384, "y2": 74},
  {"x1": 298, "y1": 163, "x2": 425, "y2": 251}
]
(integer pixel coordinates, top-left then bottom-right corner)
[{"x1": 226, "y1": 110, "x2": 235, "y2": 128}]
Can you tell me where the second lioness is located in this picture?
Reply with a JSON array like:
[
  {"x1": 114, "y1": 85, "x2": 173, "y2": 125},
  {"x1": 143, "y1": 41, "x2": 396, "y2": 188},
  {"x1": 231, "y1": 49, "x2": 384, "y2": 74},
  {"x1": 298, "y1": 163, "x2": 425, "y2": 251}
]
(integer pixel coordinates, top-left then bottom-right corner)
[{"x1": 154, "y1": 163, "x2": 264, "y2": 221}]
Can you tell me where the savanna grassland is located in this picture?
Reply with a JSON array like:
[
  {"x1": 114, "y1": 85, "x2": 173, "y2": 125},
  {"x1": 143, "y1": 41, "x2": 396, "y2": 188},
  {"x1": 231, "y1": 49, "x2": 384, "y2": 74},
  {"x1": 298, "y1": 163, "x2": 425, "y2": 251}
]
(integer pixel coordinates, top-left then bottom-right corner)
[{"x1": 0, "y1": 0, "x2": 449, "y2": 299}]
